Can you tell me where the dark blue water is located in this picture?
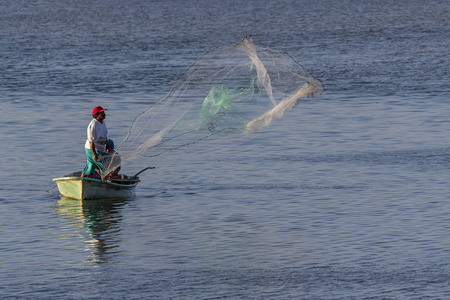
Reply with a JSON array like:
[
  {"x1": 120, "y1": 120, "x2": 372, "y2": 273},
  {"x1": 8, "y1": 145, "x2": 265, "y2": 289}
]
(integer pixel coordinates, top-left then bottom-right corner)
[{"x1": 1, "y1": 0, "x2": 450, "y2": 298}]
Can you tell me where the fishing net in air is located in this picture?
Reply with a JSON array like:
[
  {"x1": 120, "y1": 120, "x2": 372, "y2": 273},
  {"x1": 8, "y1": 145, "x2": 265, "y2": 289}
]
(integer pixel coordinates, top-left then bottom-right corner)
[{"x1": 104, "y1": 38, "x2": 323, "y2": 176}]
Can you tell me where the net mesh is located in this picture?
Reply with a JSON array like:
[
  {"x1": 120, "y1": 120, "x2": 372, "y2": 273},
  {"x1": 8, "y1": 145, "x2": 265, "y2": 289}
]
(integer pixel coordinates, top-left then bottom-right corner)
[{"x1": 105, "y1": 38, "x2": 323, "y2": 176}]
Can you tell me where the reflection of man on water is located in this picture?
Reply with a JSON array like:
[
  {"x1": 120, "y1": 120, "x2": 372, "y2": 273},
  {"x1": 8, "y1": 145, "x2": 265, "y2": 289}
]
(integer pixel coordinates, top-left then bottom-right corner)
[
  {"x1": 83, "y1": 201, "x2": 121, "y2": 261},
  {"x1": 54, "y1": 198, "x2": 126, "y2": 264}
]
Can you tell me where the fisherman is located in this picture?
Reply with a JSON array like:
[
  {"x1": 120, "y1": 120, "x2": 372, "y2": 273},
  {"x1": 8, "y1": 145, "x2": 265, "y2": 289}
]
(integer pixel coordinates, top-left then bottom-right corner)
[{"x1": 81, "y1": 106, "x2": 120, "y2": 179}]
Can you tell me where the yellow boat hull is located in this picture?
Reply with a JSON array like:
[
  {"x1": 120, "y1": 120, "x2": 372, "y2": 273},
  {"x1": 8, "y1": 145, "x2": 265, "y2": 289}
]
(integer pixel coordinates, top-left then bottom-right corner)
[{"x1": 53, "y1": 173, "x2": 139, "y2": 200}]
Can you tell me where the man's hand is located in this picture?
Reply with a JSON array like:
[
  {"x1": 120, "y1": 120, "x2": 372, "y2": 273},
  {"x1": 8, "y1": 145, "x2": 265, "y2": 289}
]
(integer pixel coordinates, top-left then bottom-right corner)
[{"x1": 105, "y1": 142, "x2": 112, "y2": 153}]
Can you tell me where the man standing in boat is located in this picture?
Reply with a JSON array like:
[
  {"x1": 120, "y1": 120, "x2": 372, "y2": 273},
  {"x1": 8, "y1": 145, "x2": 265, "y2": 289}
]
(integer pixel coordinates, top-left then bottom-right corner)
[{"x1": 81, "y1": 106, "x2": 120, "y2": 179}]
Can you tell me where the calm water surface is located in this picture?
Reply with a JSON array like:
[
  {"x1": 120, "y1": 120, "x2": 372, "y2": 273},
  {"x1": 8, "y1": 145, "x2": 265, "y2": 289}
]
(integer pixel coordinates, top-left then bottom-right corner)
[{"x1": 1, "y1": 0, "x2": 450, "y2": 299}]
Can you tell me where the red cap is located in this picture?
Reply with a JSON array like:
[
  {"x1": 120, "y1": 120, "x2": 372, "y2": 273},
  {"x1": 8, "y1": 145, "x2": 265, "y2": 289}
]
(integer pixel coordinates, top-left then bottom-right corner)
[{"x1": 92, "y1": 106, "x2": 107, "y2": 116}]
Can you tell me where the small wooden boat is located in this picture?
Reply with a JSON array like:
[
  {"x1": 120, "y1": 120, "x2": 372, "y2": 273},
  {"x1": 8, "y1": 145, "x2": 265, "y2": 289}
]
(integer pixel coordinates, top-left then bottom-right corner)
[{"x1": 53, "y1": 172, "x2": 140, "y2": 200}]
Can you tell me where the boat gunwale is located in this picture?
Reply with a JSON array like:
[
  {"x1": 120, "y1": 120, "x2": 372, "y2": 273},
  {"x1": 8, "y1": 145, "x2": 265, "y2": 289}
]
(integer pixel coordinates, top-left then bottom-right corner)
[{"x1": 53, "y1": 176, "x2": 139, "y2": 188}]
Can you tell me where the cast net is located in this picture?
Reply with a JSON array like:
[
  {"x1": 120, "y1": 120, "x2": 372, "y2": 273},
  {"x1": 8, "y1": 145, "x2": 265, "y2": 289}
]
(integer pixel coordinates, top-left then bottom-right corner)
[{"x1": 104, "y1": 38, "x2": 323, "y2": 176}]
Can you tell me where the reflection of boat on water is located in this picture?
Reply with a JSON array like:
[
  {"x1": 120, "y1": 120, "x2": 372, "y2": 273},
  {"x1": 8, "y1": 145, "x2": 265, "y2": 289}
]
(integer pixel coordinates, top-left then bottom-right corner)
[
  {"x1": 53, "y1": 172, "x2": 139, "y2": 200},
  {"x1": 54, "y1": 196, "x2": 128, "y2": 263}
]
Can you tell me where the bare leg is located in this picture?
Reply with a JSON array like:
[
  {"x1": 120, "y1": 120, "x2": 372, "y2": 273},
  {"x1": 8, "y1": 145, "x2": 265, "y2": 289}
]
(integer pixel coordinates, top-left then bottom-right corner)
[{"x1": 110, "y1": 167, "x2": 121, "y2": 179}]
